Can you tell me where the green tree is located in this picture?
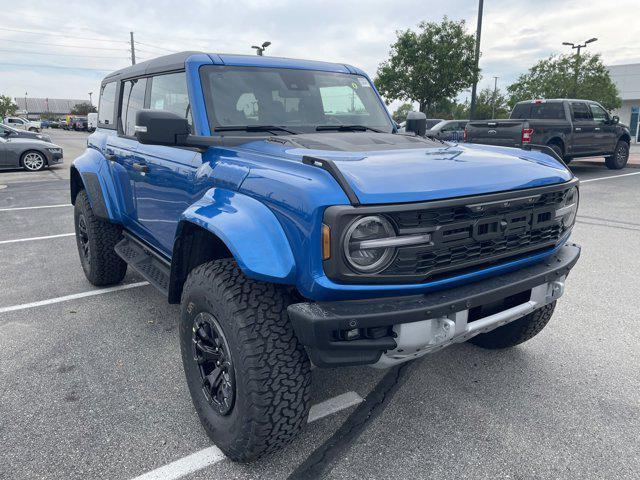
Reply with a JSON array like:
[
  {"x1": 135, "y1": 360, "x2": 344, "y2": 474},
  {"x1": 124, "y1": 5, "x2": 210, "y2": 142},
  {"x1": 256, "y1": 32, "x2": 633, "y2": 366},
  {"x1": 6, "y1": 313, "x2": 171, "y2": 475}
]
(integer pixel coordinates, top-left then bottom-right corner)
[
  {"x1": 375, "y1": 18, "x2": 479, "y2": 114},
  {"x1": 0, "y1": 95, "x2": 18, "y2": 118},
  {"x1": 71, "y1": 102, "x2": 97, "y2": 115},
  {"x1": 473, "y1": 87, "x2": 510, "y2": 119},
  {"x1": 392, "y1": 103, "x2": 414, "y2": 122},
  {"x1": 507, "y1": 53, "x2": 621, "y2": 110}
]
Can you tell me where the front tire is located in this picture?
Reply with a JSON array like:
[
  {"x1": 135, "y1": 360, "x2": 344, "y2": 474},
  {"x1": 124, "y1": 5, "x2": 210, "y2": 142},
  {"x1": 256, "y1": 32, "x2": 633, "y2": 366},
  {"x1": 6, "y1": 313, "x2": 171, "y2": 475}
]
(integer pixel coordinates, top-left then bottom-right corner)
[
  {"x1": 21, "y1": 151, "x2": 46, "y2": 171},
  {"x1": 74, "y1": 190, "x2": 127, "y2": 286},
  {"x1": 468, "y1": 301, "x2": 556, "y2": 349},
  {"x1": 180, "y1": 260, "x2": 311, "y2": 462},
  {"x1": 605, "y1": 140, "x2": 629, "y2": 170}
]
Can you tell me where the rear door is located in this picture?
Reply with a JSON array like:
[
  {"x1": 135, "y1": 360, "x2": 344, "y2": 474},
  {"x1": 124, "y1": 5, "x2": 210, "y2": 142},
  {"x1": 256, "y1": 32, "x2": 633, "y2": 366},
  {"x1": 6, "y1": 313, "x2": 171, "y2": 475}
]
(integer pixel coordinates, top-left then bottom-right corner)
[
  {"x1": 130, "y1": 71, "x2": 200, "y2": 254},
  {"x1": 589, "y1": 103, "x2": 617, "y2": 153},
  {"x1": 569, "y1": 102, "x2": 594, "y2": 155}
]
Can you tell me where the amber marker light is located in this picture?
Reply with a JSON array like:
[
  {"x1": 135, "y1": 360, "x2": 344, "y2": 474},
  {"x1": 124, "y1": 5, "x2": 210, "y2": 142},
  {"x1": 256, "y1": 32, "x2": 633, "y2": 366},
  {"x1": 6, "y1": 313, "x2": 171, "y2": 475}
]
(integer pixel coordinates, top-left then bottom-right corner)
[{"x1": 322, "y1": 224, "x2": 331, "y2": 260}]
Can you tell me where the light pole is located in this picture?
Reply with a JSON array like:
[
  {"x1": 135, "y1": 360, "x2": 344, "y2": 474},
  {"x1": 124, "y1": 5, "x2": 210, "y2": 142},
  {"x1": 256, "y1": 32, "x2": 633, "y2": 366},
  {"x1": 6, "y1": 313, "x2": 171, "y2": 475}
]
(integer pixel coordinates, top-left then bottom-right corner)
[
  {"x1": 469, "y1": 0, "x2": 484, "y2": 120},
  {"x1": 24, "y1": 92, "x2": 28, "y2": 118},
  {"x1": 491, "y1": 76, "x2": 499, "y2": 118},
  {"x1": 562, "y1": 38, "x2": 597, "y2": 97},
  {"x1": 251, "y1": 41, "x2": 271, "y2": 56},
  {"x1": 88, "y1": 92, "x2": 93, "y2": 105}
]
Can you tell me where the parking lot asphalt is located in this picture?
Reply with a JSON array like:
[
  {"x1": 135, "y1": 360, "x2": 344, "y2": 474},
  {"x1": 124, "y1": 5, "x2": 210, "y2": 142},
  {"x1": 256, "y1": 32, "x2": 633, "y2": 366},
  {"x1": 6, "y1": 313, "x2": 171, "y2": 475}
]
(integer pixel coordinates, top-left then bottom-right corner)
[{"x1": 1, "y1": 133, "x2": 639, "y2": 479}]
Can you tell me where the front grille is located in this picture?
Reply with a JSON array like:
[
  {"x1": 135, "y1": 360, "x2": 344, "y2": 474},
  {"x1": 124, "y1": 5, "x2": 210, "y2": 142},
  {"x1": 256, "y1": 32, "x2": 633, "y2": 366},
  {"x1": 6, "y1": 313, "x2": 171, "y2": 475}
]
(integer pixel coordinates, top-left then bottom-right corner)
[{"x1": 382, "y1": 187, "x2": 572, "y2": 279}]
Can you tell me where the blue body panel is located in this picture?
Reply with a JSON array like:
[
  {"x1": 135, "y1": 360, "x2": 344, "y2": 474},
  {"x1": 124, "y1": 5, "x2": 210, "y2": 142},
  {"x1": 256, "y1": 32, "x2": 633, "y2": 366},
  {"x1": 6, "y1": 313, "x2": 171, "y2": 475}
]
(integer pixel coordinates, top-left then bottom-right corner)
[{"x1": 75, "y1": 52, "x2": 575, "y2": 302}]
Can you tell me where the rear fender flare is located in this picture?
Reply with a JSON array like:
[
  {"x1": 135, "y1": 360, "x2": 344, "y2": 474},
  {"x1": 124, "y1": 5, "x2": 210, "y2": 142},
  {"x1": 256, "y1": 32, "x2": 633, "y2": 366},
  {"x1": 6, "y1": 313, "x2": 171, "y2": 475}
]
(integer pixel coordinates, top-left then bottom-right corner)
[{"x1": 178, "y1": 188, "x2": 296, "y2": 284}]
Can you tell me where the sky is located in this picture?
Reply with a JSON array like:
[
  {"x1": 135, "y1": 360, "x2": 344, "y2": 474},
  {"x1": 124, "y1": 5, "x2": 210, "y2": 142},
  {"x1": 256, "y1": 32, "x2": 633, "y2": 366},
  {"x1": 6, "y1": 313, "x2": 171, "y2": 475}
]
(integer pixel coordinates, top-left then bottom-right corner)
[{"x1": 1, "y1": 0, "x2": 639, "y2": 110}]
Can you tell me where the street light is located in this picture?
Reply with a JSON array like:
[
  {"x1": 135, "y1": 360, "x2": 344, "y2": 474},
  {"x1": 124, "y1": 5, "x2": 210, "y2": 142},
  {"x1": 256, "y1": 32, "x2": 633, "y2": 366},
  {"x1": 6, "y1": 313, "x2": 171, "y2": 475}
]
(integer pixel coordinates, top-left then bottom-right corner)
[
  {"x1": 562, "y1": 38, "x2": 598, "y2": 97},
  {"x1": 88, "y1": 92, "x2": 93, "y2": 105},
  {"x1": 251, "y1": 41, "x2": 271, "y2": 56}
]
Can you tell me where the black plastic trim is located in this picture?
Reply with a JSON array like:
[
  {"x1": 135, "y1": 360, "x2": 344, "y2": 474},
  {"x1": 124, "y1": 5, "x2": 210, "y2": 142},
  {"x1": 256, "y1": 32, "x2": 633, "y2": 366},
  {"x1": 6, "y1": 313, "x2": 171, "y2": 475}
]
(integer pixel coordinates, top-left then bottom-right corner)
[
  {"x1": 80, "y1": 172, "x2": 109, "y2": 219},
  {"x1": 302, "y1": 155, "x2": 360, "y2": 205},
  {"x1": 289, "y1": 243, "x2": 581, "y2": 368}
]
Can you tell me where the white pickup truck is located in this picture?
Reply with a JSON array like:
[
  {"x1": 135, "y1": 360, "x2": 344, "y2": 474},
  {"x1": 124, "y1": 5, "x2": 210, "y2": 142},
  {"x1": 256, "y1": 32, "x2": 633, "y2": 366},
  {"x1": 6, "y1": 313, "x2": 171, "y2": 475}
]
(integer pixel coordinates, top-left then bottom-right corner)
[{"x1": 3, "y1": 116, "x2": 42, "y2": 132}]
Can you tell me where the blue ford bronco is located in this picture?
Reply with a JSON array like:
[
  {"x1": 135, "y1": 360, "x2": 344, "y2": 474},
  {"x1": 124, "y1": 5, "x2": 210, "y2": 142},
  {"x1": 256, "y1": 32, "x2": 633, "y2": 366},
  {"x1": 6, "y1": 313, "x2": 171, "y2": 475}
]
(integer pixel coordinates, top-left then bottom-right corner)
[{"x1": 71, "y1": 52, "x2": 581, "y2": 461}]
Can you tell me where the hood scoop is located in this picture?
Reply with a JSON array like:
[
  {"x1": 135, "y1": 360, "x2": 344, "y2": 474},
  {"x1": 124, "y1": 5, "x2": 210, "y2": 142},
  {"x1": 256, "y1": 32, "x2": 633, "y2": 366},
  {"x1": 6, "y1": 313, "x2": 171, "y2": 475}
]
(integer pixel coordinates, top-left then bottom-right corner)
[{"x1": 273, "y1": 132, "x2": 442, "y2": 151}]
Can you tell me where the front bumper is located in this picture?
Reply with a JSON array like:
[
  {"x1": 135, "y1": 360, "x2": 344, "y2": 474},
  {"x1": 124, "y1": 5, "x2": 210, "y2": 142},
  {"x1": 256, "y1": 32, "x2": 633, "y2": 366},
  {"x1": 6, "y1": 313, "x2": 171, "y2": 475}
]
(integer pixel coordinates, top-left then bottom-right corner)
[
  {"x1": 288, "y1": 243, "x2": 580, "y2": 368},
  {"x1": 47, "y1": 151, "x2": 64, "y2": 165}
]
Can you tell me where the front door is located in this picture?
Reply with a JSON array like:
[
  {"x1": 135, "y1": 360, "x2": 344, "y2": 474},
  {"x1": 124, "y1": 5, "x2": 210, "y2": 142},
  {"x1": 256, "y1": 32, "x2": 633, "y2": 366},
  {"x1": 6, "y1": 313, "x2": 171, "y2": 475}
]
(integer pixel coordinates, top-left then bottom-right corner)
[
  {"x1": 589, "y1": 103, "x2": 617, "y2": 153},
  {"x1": 569, "y1": 102, "x2": 595, "y2": 155}
]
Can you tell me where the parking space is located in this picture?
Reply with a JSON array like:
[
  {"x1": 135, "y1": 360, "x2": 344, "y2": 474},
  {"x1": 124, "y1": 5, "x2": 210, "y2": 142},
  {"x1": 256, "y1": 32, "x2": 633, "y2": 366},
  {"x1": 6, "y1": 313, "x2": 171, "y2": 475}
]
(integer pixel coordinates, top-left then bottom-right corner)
[{"x1": 1, "y1": 135, "x2": 639, "y2": 480}]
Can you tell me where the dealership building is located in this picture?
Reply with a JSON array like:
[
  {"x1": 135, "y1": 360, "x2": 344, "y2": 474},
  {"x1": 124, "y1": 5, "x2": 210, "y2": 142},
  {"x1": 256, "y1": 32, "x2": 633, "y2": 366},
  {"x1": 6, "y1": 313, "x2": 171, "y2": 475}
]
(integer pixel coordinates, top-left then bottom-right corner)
[
  {"x1": 12, "y1": 97, "x2": 88, "y2": 119},
  {"x1": 607, "y1": 63, "x2": 640, "y2": 142}
]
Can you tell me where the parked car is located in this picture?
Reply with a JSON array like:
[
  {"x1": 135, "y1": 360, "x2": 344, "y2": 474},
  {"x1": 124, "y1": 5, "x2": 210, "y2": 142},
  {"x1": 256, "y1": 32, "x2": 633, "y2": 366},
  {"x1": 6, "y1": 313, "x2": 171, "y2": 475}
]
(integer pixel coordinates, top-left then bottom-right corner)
[
  {"x1": 429, "y1": 119, "x2": 468, "y2": 141},
  {"x1": 3, "y1": 116, "x2": 42, "y2": 132},
  {"x1": 465, "y1": 99, "x2": 631, "y2": 169},
  {"x1": 1, "y1": 123, "x2": 52, "y2": 143},
  {"x1": 70, "y1": 52, "x2": 581, "y2": 462},
  {"x1": 87, "y1": 112, "x2": 98, "y2": 132},
  {"x1": 0, "y1": 134, "x2": 63, "y2": 171},
  {"x1": 72, "y1": 116, "x2": 88, "y2": 131}
]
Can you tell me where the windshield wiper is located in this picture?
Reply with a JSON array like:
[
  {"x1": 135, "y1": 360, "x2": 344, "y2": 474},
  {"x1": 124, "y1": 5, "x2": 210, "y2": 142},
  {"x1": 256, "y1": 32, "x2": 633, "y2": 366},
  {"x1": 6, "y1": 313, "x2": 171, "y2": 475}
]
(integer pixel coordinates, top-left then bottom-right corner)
[
  {"x1": 315, "y1": 124, "x2": 385, "y2": 133},
  {"x1": 214, "y1": 125, "x2": 299, "y2": 135}
]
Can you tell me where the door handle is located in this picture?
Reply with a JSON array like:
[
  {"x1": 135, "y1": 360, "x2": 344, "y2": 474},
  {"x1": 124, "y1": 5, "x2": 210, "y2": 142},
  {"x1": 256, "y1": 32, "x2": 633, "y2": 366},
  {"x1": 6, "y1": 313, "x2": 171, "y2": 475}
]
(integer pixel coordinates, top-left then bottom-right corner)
[
  {"x1": 133, "y1": 162, "x2": 149, "y2": 173},
  {"x1": 575, "y1": 127, "x2": 582, "y2": 132},
  {"x1": 594, "y1": 127, "x2": 601, "y2": 131}
]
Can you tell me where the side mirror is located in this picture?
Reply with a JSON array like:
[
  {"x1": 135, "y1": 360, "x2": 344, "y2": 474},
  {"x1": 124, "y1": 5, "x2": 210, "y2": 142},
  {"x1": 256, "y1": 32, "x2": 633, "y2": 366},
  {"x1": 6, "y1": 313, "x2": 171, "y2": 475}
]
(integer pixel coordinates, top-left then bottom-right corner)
[
  {"x1": 134, "y1": 109, "x2": 190, "y2": 146},
  {"x1": 611, "y1": 115, "x2": 619, "y2": 125},
  {"x1": 405, "y1": 111, "x2": 427, "y2": 136}
]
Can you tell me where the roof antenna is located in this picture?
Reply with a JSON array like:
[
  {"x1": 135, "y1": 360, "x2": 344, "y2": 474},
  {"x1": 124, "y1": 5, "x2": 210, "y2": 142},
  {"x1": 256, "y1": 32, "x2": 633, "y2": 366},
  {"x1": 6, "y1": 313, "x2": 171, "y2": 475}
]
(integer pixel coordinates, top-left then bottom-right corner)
[{"x1": 251, "y1": 41, "x2": 271, "y2": 56}]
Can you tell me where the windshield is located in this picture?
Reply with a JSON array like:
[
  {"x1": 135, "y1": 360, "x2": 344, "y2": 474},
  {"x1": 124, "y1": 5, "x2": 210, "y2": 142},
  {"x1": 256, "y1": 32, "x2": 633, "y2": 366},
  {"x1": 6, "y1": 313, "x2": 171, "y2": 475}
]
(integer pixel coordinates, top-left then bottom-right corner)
[{"x1": 201, "y1": 66, "x2": 393, "y2": 134}]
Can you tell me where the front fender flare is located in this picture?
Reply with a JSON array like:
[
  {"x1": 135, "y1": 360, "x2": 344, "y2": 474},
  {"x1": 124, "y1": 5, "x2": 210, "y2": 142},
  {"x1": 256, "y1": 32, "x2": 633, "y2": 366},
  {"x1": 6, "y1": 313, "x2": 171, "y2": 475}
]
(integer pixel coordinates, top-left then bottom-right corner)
[
  {"x1": 179, "y1": 188, "x2": 296, "y2": 284},
  {"x1": 70, "y1": 148, "x2": 123, "y2": 222}
]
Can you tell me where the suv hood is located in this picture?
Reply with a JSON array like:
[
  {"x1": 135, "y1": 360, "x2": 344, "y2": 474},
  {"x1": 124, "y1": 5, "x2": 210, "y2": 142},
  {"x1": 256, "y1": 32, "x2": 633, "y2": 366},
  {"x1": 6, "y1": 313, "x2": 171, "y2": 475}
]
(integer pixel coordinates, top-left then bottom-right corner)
[{"x1": 241, "y1": 132, "x2": 573, "y2": 204}]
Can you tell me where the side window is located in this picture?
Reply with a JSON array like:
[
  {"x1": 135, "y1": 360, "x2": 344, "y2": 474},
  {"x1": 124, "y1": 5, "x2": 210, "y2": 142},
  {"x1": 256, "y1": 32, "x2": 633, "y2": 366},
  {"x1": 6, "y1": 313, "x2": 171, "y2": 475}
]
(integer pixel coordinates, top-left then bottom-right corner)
[
  {"x1": 120, "y1": 78, "x2": 147, "y2": 136},
  {"x1": 530, "y1": 102, "x2": 565, "y2": 120},
  {"x1": 571, "y1": 102, "x2": 592, "y2": 121},
  {"x1": 149, "y1": 72, "x2": 193, "y2": 129},
  {"x1": 319, "y1": 85, "x2": 366, "y2": 116},
  {"x1": 589, "y1": 104, "x2": 608, "y2": 124},
  {"x1": 98, "y1": 82, "x2": 117, "y2": 127}
]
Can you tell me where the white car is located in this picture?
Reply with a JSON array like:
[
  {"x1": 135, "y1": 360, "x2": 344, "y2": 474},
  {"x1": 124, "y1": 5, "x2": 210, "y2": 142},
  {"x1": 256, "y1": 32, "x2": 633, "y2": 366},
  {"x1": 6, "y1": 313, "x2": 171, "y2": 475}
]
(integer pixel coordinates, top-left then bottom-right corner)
[
  {"x1": 87, "y1": 112, "x2": 98, "y2": 132},
  {"x1": 3, "y1": 116, "x2": 42, "y2": 132}
]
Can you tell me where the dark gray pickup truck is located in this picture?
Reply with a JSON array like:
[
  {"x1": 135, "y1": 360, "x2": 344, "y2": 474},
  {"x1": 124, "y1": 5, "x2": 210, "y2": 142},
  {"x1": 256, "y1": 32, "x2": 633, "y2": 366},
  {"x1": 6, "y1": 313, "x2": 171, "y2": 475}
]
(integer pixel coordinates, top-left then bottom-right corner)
[{"x1": 465, "y1": 99, "x2": 631, "y2": 169}]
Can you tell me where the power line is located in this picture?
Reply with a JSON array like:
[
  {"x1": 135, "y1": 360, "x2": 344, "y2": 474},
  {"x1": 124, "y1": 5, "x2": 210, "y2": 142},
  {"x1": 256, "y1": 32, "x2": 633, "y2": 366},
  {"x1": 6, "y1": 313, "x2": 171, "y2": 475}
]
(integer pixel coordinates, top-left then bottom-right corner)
[
  {"x1": 0, "y1": 38, "x2": 128, "y2": 52},
  {"x1": 0, "y1": 27, "x2": 126, "y2": 44},
  {"x1": 0, "y1": 48, "x2": 129, "y2": 59},
  {"x1": 0, "y1": 62, "x2": 121, "y2": 72},
  {"x1": 134, "y1": 41, "x2": 178, "y2": 54}
]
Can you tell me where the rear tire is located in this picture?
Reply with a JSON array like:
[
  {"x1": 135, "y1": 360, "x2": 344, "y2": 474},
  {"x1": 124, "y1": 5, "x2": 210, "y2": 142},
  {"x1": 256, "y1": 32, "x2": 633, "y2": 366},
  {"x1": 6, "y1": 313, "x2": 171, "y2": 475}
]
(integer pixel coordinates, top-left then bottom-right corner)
[
  {"x1": 605, "y1": 140, "x2": 629, "y2": 170},
  {"x1": 468, "y1": 301, "x2": 556, "y2": 349},
  {"x1": 74, "y1": 190, "x2": 127, "y2": 286},
  {"x1": 180, "y1": 259, "x2": 311, "y2": 462}
]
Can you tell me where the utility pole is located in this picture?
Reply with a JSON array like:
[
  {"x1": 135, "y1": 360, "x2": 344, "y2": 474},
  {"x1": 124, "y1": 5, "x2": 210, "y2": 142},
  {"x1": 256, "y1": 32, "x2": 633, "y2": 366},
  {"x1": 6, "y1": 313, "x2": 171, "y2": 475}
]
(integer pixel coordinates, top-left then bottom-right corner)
[
  {"x1": 491, "y1": 76, "x2": 499, "y2": 118},
  {"x1": 469, "y1": 0, "x2": 484, "y2": 120},
  {"x1": 562, "y1": 38, "x2": 597, "y2": 97},
  {"x1": 130, "y1": 31, "x2": 136, "y2": 65}
]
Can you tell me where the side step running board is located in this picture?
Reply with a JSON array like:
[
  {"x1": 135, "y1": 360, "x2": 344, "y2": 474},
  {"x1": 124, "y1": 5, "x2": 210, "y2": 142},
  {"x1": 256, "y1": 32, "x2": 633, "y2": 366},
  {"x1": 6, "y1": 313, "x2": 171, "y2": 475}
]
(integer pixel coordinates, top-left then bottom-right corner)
[{"x1": 114, "y1": 233, "x2": 170, "y2": 296}]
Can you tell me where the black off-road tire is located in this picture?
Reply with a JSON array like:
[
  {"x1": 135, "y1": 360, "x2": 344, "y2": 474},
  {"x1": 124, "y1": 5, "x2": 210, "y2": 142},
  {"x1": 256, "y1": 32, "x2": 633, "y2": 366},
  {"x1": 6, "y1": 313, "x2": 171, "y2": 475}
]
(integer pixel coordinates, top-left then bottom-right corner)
[
  {"x1": 605, "y1": 140, "x2": 629, "y2": 170},
  {"x1": 468, "y1": 301, "x2": 556, "y2": 349},
  {"x1": 180, "y1": 259, "x2": 312, "y2": 462},
  {"x1": 74, "y1": 190, "x2": 127, "y2": 286}
]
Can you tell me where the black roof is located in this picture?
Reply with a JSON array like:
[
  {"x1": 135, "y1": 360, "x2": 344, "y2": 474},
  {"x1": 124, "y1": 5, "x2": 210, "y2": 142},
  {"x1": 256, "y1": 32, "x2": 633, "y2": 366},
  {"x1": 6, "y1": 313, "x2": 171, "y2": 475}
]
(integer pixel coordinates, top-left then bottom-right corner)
[{"x1": 102, "y1": 51, "x2": 203, "y2": 84}]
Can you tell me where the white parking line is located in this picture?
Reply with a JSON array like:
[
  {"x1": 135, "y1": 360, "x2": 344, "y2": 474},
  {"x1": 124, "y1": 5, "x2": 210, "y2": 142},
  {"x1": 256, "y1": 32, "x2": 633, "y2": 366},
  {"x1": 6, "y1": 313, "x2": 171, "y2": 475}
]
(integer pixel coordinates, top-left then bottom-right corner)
[
  {"x1": 581, "y1": 171, "x2": 640, "y2": 183},
  {"x1": 0, "y1": 203, "x2": 72, "y2": 212},
  {"x1": 130, "y1": 391, "x2": 364, "y2": 480},
  {"x1": 0, "y1": 233, "x2": 75, "y2": 245},
  {"x1": 0, "y1": 281, "x2": 149, "y2": 314}
]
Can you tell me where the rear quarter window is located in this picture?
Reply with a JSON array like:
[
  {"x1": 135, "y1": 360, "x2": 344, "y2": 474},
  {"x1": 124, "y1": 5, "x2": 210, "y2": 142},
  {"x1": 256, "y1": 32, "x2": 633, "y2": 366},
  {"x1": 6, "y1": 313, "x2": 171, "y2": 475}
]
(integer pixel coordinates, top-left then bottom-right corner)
[
  {"x1": 510, "y1": 104, "x2": 530, "y2": 118},
  {"x1": 98, "y1": 82, "x2": 117, "y2": 128}
]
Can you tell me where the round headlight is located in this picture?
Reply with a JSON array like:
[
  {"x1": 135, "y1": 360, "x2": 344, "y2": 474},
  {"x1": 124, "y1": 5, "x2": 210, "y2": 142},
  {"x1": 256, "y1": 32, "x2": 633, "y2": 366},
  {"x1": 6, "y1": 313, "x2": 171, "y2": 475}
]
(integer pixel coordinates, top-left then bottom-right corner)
[{"x1": 343, "y1": 216, "x2": 396, "y2": 273}]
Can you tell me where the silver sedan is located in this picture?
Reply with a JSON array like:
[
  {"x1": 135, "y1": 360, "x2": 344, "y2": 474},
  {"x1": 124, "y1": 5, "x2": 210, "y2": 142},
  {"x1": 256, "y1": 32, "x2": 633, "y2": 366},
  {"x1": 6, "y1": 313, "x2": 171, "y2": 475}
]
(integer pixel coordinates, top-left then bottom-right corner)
[{"x1": 0, "y1": 135, "x2": 63, "y2": 172}]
